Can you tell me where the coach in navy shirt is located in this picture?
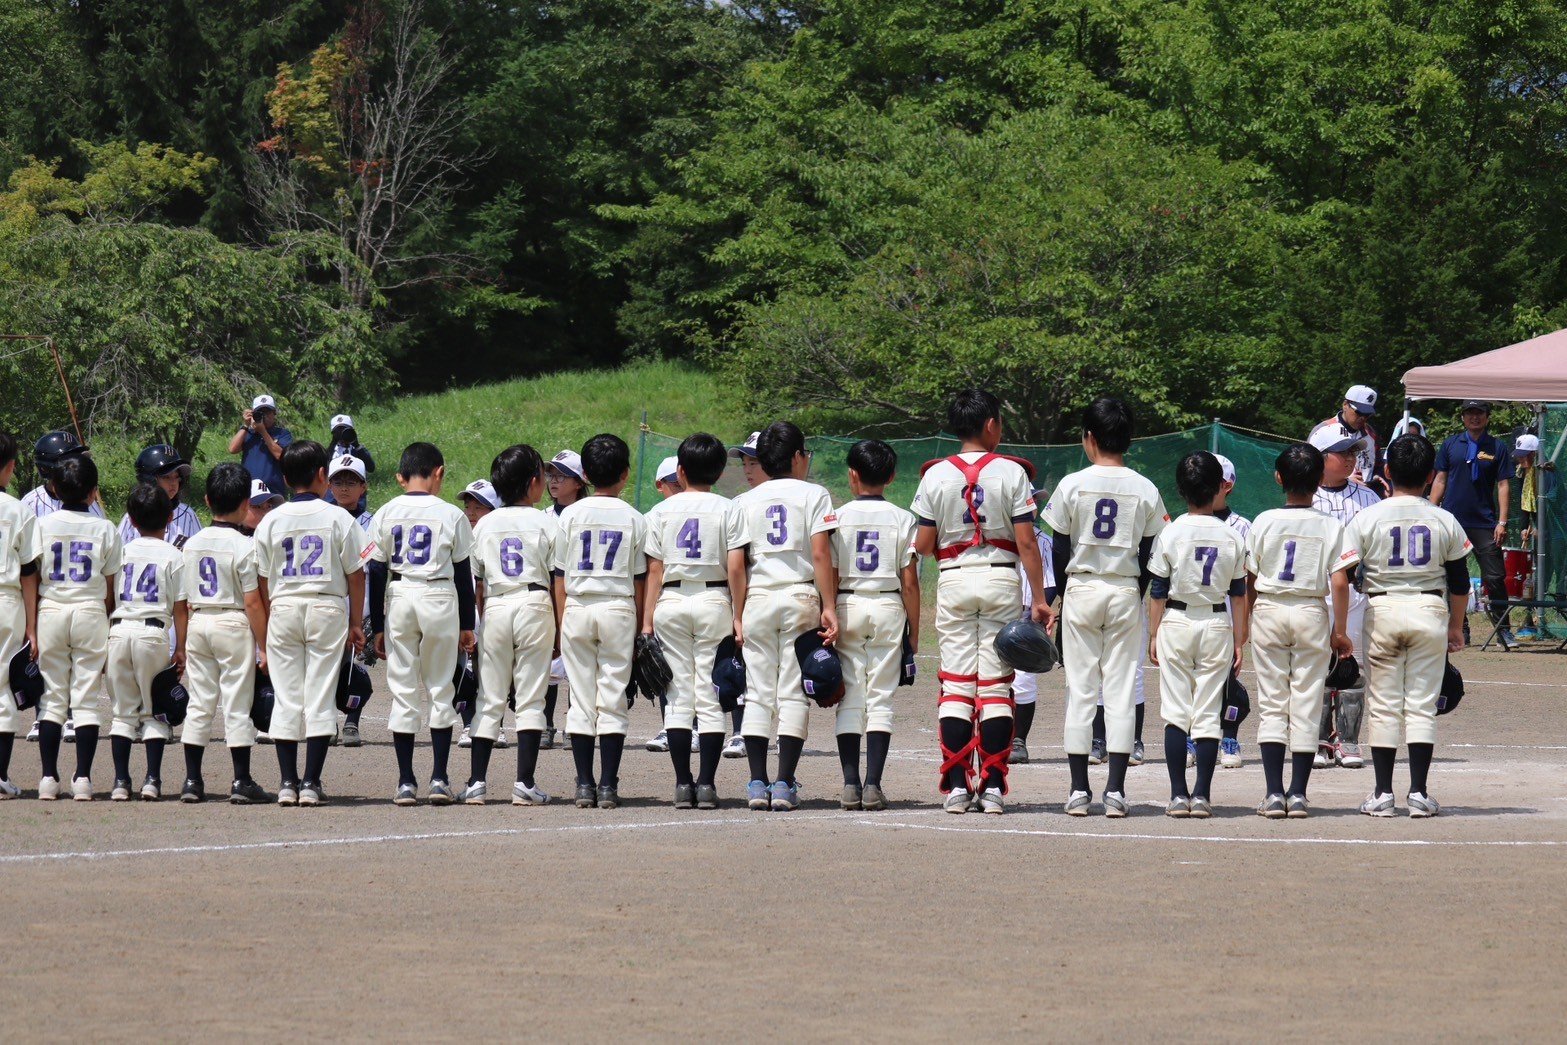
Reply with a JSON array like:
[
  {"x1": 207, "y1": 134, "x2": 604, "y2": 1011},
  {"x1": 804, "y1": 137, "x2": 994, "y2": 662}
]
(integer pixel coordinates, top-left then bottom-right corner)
[
  {"x1": 1430, "y1": 400, "x2": 1514, "y2": 647},
  {"x1": 226, "y1": 393, "x2": 293, "y2": 496}
]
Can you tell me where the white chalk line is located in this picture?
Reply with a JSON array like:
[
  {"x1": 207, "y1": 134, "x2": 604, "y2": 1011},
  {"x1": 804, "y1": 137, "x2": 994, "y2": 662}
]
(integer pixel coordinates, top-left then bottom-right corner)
[{"x1": 856, "y1": 819, "x2": 1567, "y2": 847}]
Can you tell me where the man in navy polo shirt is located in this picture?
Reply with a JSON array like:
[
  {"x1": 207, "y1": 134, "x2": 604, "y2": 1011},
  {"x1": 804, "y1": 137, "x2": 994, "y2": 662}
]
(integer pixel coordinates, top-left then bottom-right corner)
[
  {"x1": 1431, "y1": 400, "x2": 1514, "y2": 648},
  {"x1": 226, "y1": 394, "x2": 293, "y2": 498}
]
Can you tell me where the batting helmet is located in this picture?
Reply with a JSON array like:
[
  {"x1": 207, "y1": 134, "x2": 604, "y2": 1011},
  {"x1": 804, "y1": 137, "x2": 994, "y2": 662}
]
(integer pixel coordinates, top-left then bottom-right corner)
[
  {"x1": 34, "y1": 430, "x2": 88, "y2": 479},
  {"x1": 452, "y1": 653, "x2": 477, "y2": 715},
  {"x1": 252, "y1": 670, "x2": 275, "y2": 733},
  {"x1": 335, "y1": 650, "x2": 373, "y2": 712},
  {"x1": 712, "y1": 635, "x2": 746, "y2": 712},
  {"x1": 135, "y1": 443, "x2": 191, "y2": 482},
  {"x1": 898, "y1": 624, "x2": 917, "y2": 687},
  {"x1": 1222, "y1": 673, "x2": 1251, "y2": 727},
  {"x1": 7, "y1": 642, "x2": 43, "y2": 710},
  {"x1": 994, "y1": 618, "x2": 1058, "y2": 674},
  {"x1": 1326, "y1": 652, "x2": 1361, "y2": 690},
  {"x1": 1437, "y1": 661, "x2": 1464, "y2": 715},
  {"x1": 150, "y1": 665, "x2": 189, "y2": 727},
  {"x1": 794, "y1": 630, "x2": 844, "y2": 707}
]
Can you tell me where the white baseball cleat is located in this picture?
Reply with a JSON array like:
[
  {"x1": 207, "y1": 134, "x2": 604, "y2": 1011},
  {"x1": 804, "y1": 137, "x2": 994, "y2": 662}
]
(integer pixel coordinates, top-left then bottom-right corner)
[
  {"x1": 1065, "y1": 790, "x2": 1092, "y2": 816},
  {"x1": 1407, "y1": 792, "x2": 1440, "y2": 818},
  {"x1": 1360, "y1": 791, "x2": 1396, "y2": 817},
  {"x1": 943, "y1": 789, "x2": 973, "y2": 814},
  {"x1": 978, "y1": 787, "x2": 1005, "y2": 815}
]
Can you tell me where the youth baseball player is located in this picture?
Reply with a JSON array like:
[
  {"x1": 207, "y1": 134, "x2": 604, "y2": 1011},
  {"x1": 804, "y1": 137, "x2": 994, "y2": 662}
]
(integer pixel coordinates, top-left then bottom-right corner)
[
  {"x1": 0, "y1": 432, "x2": 40, "y2": 797},
  {"x1": 1009, "y1": 494, "x2": 1056, "y2": 765},
  {"x1": 1146, "y1": 453, "x2": 1249, "y2": 818},
  {"x1": 1212, "y1": 454, "x2": 1252, "y2": 768},
  {"x1": 117, "y1": 445, "x2": 201, "y2": 549},
  {"x1": 34, "y1": 455, "x2": 121, "y2": 800},
  {"x1": 645, "y1": 455, "x2": 686, "y2": 755},
  {"x1": 542, "y1": 449, "x2": 587, "y2": 750},
  {"x1": 180, "y1": 463, "x2": 270, "y2": 803},
  {"x1": 553, "y1": 434, "x2": 647, "y2": 810},
  {"x1": 464, "y1": 445, "x2": 560, "y2": 806},
  {"x1": 106, "y1": 484, "x2": 187, "y2": 801},
  {"x1": 245, "y1": 479, "x2": 283, "y2": 535},
  {"x1": 253, "y1": 441, "x2": 369, "y2": 806},
  {"x1": 328, "y1": 456, "x2": 376, "y2": 747},
  {"x1": 1042, "y1": 397, "x2": 1168, "y2": 817},
  {"x1": 1245, "y1": 443, "x2": 1355, "y2": 817},
  {"x1": 722, "y1": 432, "x2": 766, "y2": 757},
  {"x1": 830, "y1": 439, "x2": 919, "y2": 811},
  {"x1": 642, "y1": 436, "x2": 742, "y2": 808},
  {"x1": 914, "y1": 390, "x2": 1047, "y2": 816},
  {"x1": 457, "y1": 478, "x2": 503, "y2": 750},
  {"x1": 1347, "y1": 435, "x2": 1470, "y2": 818},
  {"x1": 368, "y1": 442, "x2": 477, "y2": 806}
]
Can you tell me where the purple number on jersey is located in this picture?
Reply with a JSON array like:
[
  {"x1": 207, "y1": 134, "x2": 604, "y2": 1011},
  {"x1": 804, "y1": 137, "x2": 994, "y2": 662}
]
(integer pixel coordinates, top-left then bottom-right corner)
[
  {"x1": 675, "y1": 518, "x2": 702, "y2": 559},
  {"x1": 765, "y1": 504, "x2": 788, "y2": 546},
  {"x1": 50, "y1": 540, "x2": 94, "y2": 583},
  {"x1": 1092, "y1": 498, "x2": 1118, "y2": 539},
  {"x1": 1278, "y1": 539, "x2": 1298, "y2": 582},
  {"x1": 120, "y1": 563, "x2": 159, "y2": 603},
  {"x1": 1193, "y1": 546, "x2": 1219, "y2": 586},
  {"x1": 1389, "y1": 524, "x2": 1432, "y2": 567},
  {"x1": 855, "y1": 529, "x2": 880, "y2": 572},
  {"x1": 499, "y1": 536, "x2": 525, "y2": 578},
  {"x1": 198, "y1": 556, "x2": 220, "y2": 597},
  {"x1": 960, "y1": 486, "x2": 987, "y2": 525}
]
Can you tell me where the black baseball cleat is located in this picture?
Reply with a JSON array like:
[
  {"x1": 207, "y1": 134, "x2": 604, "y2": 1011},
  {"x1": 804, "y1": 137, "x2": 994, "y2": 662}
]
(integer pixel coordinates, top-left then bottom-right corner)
[
  {"x1": 575, "y1": 783, "x2": 597, "y2": 808},
  {"x1": 229, "y1": 779, "x2": 270, "y2": 804},
  {"x1": 597, "y1": 784, "x2": 620, "y2": 810},
  {"x1": 180, "y1": 778, "x2": 205, "y2": 803}
]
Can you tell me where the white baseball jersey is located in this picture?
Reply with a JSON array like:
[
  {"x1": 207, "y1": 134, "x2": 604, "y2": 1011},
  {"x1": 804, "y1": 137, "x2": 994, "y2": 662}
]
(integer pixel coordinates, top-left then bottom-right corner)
[
  {"x1": 1346, "y1": 496, "x2": 1471, "y2": 595},
  {"x1": 0, "y1": 491, "x2": 40, "y2": 591},
  {"x1": 182, "y1": 524, "x2": 259, "y2": 610},
  {"x1": 22, "y1": 485, "x2": 106, "y2": 519},
  {"x1": 553, "y1": 496, "x2": 647, "y2": 597},
  {"x1": 1042, "y1": 465, "x2": 1169, "y2": 579},
  {"x1": 910, "y1": 453, "x2": 1033, "y2": 568},
  {"x1": 473, "y1": 505, "x2": 561, "y2": 595},
  {"x1": 1217, "y1": 508, "x2": 1252, "y2": 541},
  {"x1": 37, "y1": 509, "x2": 121, "y2": 604},
  {"x1": 732, "y1": 478, "x2": 837, "y2": 589},
  {"x1": 253, "y1": 497, "x2": 369, "y2": 599},
  {"x1": 112, "y1": 537, "x2": 185, "y2": 622},
  {"x1": 1148, "y1": 514, "x2": 1248, "y2": 607},
  {"x1": 1019, "y1": 529, "x2": 1055, "y2": 610},
  {"x1": 118, "y1": 501, "x2": 201, "y2": 548},
  {"x1": 1246, "y1": 507, "x2": 1355, "y2": 597},
  {"x1": 368, "y1": 492, "x2": 474, "y2": 581},
  {"x1": 645, "y1": 490, "x2": 743, "y2": 584},
  {"x1": 1312, "y1": 480, "x2": 1379, "y2": 527},
  {"x1": 830, "y1": 496, "x2": 918, "y2": 593}
]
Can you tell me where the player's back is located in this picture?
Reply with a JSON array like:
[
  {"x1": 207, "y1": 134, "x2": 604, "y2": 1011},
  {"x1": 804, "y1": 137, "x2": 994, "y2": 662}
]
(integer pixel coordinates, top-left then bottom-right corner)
[
  {"x1": 1152, "y1": 513, "x2": 1247, "y2": 604},
  {"x1": 37, "y1": 509, "x2": 121, "y2": 603},
  {"x1": 646, "y1": 490, "x2": 738, "y2": 584},
  {"x1": 1043, "y1": 464, "x2": 1168, "y2": 579},
  {"x1": 1247, "y1": 507, "x2": 1350, "y2": 598},
  {"x1": 733, "y1": 478, "x2": 835, "y2": 588},
  {"x1": 0, "y1": 491, "x2": 38, "y2": 588},
  {"x1": 113, "y1": 536, "x2": 184, "y2": 621},
  {"x1": 182, "y1": 525, "x2": 257, "y2": 610},
  {"x1": 831, "y1": 497, "x2": 917, "y2": 593},
  {"x1": 253, "y1": 498, "x2": 364, "y2": 599},
  {"x1": 556, "y1": 495, "x2": 646, "y2": 596},
  {"x1": 473, "y1": 505, "x2": 559, "y2": 594},
  {"x1": 1348, "y1": 496, "x2": 1470, "y2": 596},
  {"x1": 371, "y1": 492, "x2": 472, "y2": 581},
  {"x1": 911, "y1": 453, "x2": 1031, "y2": 567}
]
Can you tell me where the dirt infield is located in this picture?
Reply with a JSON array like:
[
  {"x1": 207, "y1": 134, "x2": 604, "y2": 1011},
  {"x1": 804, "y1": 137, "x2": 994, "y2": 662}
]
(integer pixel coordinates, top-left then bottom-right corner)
[{"x1": 4, "y1": 645, "x2": 1566, "y2": 1041}]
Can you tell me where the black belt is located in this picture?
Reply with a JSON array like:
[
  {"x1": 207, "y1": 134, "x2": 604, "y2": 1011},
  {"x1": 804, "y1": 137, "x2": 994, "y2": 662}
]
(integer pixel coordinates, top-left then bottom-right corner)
[
  {"x1": 1167, "y1": 600, "x2": 1225, "y2": 614},
  {"x1": 838, "y1": 588, "x2": 900, "y2": 595},
  {"x1": 137, "y1": 618, "x2": 167, "y2": 629},
  {"x1": 528, "y1": 582, "x2": 548, "y2": 592},
  {"x1": 1369, "y1": 590, "x2": 1444, "y2": 598},
  {"x1": 662, "y1": 580, "x2": 727, "y2": 589}
]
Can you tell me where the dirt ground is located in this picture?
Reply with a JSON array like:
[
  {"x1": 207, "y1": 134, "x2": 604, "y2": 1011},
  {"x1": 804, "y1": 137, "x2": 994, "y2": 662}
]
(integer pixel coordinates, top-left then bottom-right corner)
[{"x1": 3, "y1": 641, "x2": 1566, "y2": 1042}]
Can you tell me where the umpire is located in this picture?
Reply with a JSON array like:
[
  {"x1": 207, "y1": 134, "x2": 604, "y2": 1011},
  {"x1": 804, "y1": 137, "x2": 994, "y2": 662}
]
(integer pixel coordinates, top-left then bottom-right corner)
[{"x1": 1430, "y1": 400, "x2": 1514, "y2": 648}]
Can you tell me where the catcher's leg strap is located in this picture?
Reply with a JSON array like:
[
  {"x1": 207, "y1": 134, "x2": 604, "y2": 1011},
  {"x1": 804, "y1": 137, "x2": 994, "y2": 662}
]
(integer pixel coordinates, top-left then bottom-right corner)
[
  {"x1": 938, "y1": 681, "x2": 978, "y2": 794},
  {"x1": 975, "y1": 692, "x2": 1016, "y2": 795}
]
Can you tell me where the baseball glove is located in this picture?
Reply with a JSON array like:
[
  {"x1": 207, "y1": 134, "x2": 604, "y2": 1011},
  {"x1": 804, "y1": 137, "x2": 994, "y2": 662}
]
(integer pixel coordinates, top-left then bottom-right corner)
[{"x1": 633, "y1": 633, "x2": 673, "y2": 702}]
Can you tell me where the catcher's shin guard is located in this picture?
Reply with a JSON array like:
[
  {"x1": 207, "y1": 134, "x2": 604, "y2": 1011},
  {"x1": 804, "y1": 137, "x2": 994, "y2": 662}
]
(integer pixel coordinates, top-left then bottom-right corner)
[
  {"x1": 937, "y1": 670, "x2": 979, "y2": 793},
  {"x1": 1334, "y1": 687, "x2": 1365, "y2": 745},
  {"x1": 975, "y1": 680, "x2": 1016, "y2": 795}
]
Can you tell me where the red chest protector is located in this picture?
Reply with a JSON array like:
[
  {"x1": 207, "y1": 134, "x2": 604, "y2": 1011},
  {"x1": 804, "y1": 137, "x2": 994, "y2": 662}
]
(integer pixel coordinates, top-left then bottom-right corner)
[{"x1": 925, "y1": 452, "x2": 1031, "y2": 562}]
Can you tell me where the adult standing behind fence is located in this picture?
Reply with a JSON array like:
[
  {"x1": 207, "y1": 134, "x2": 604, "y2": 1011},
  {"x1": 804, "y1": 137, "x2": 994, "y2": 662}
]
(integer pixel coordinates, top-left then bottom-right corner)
[
  {"x1": 1310, "y1": 384, "x2": 1383, "y2": 491},
  {"x1": 226, "y1": 395, "x2": 292, "y2": 498},
  {"x1": 1430, "y1": 400, "x2": 1514, "y2": 649}
]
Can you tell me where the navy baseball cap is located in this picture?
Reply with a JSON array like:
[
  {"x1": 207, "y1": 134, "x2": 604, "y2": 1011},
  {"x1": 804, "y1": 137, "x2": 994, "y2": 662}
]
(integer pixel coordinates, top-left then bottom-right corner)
[
  {"x1": 8, "y1": 642, "x2": 43, "y2": 710},
  {"x1": 151, "y1": 665, "x2": 189, "y2": 726},
  {"x1": 729, "y1": 432, "x2": 760, "y2": 459},
  {"x1": 794, "y1": 630, "x2": 844, "y2": 706},
  {"x1": 712, "y1": 635, "x2": 746, "y2": 705}
]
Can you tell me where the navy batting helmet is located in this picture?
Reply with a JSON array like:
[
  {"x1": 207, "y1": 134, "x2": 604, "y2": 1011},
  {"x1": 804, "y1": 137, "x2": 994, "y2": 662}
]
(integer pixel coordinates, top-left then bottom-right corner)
[
  {"x1": 794, "y1": 630, "x2": 844, "y2": 707},
  {"x1": 994, "y1": 618, "x2": 1058, "y2": 674},
  {"x1": 252, "y1": 670, "x2": 275, "y2": 733},
  {"x1": 452, "y1": 653, "x2": 477, "y2": 715},
  {"x1": 1326, "y1": 652, "x2": 1361, "y2": 690},
  {"x1": 151, "y1": 665, "x2": 189, "y2": 726},
  {"x1": 1437, "y1": 661, "x2": 1464, "y2": 715},
  {"x1": 335, "y1": 650, "x2": 373, "y2": 712},
  {"x1": 135, "y1": 443, "x2": 191, "y2": 482},
  {"x1": 712, "y1": 635, "x2": 746, "y2": 712},
  {"x1": 8, "y1": 642, "x2": 43, "y2": 710},
  {"x1": 1222, "y1": 673, "x2": 1251, "y2": 727},
  {"x1": 34, "y1": 430, "x2": 88, "y2": 479},
  {"x1": 899, "y1": 624, "x2": 917, "y2": 687}
]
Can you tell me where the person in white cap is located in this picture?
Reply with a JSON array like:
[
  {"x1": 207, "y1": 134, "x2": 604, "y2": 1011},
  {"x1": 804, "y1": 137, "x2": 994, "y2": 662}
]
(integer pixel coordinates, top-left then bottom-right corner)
[
  {"x1": 244, "y1": 479, "x2": 284, "y2": 535},
  {"x1": 327, "y1": 454, "x2": 376, "y2": 747},
  {"x1": 227, "y1": 394, "x2": 293, "y2": 497},
  {"x1": 540, "y1": 451, "x2": 587, "y2": 749},
  {"x1": 456, "y1": 478, "x2": 505, "y2": 751},
  {"x1": 729, "y1": 432, "x2": 766, "y2": 490},
  {"x1": 1514, "y1": 433, "x2": 1553, "y2": 639},
  {"x1": 644, "y1": 455, "x2": 686, "y2": 755},
  {"x1": 326, "y1": 415, "x2": 375, "y2": 514},
  {"x1": 1211, "y1": 454, "x2": 1252, "y2": 769},
  {"x1": 1310, "y1": 385, "x2": 1382, "y2": 489}
]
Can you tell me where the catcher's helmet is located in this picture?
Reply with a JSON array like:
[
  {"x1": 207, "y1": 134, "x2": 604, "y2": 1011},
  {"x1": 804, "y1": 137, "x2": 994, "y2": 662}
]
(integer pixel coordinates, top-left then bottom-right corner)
[
  {"x1": 1437, "y1": 661, "x2": 1464, "y2": 715},
  {"x1": 151, "y1": 665, "x2": 190, "y2": 726},
  {"x1": 135, "y1": 443, "x2": 191, "y2": 482},
  {"x1": 1222, "y1": 673, "x2": 1251, "y2": 726},
  {"x1": 34, "y1": 430, "x2": 88, "y2": 478},
  {"x1": 899, "y1": 624, "x2": 917, "y2": 687},
  {"x1": 252, "y1": 670, "x2": 275, "y2": 732},
  {"x1": 1326, "y1": 652, "x2": 1361, "y2": 690},
  {"x1": 452, "y1": 653, "x2": 477, "y2": 714},
  {"x1": 994, "y1": 618, "x2": 1058, "y2": 674},
  {"x1": 712, "y1": 635, "x2": 746, "y2": 711},
  {"x1": 794, "y1": 630, "x2": 844, "y2": 707},
  {"x1": 334, "y1": 650, "x2": 373, "y2": 712},
  {"x1": 8, "y1": 642, "x2": 43, "y2": 710}
]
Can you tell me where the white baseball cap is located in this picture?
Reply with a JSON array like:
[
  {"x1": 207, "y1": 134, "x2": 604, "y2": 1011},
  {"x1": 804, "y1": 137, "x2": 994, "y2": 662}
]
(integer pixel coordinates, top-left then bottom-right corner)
[
  {"x1": 1516, "y1": 434, "x2": 1541, "y2": 454},
  {"x1": 729, "y1": 432, "x2": 761, "y2": 458},
  {"x1": 249, "y1": 479, "x2": 283, "y2": 507},
  {"x1": 1214, "y1": 454, "x2": 1236, "y2": 484},
  {"x1": 251, "y1": 394, "x2": 277, "y2": 412},
  {"x1": 657, "y1": 456, "x2": 681, "y2": 483},
  {"x1": 1309, "y1": 426, "x2": 1367, "y2": 455},
  {"x1": 330, "y1": 414, "x2": 354, "y2": 431},
  {"x1": 328, "y1": 454, "x2": 366, "y2": 481},
  {"x1": 545, "y1": 450, "x2": 584, "y2": 482},
  {"x1": 460, "y1": 479, "x2": 502, "y2": 509},
  {"x1": 1344, "y1": 384, "x2": 1378, "y2": 415}
]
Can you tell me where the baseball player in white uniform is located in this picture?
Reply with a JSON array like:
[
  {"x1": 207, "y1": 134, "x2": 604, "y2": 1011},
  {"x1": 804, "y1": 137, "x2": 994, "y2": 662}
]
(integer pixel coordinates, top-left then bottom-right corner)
[
  {"x1": 1009, "y1": 498, "x2": 1056, "y2": 764},
  {"x1": 457, "y1": 478, "x2": 503, "y2": 750},
  {"x1": 464, "y1": 446, "x2": 560, "y2": 806},
  {"x1": 180, "y1": 463, "x2": 270, "y2": 803},
  {"x1": 553, "y1": 434, "x2": 647, "y2": 810},
  {"x1": 645, "y1": 455, "x2": 685, "y2": 755},
  {"x1": 0, "y1": 433, "x2": 40, "y2": 798},
  {"x1": 729, "y1": 421, "x2": 839, "y2": 813},
  {"x1": 327, "y1": 455, "x2": 376, "y2": 747},
  {"x1": 253, "y1": 441, "x2": 369, "y2": 806},
  {"x1": 1146, "y1": 453, "x2": 1249, "y2": 818},
  {"x1": 830, "y1": 439, "x2": 919, "y2": 811},
  {"x1": 1246, "y1": 443, "x2": 1356, "y2": 818},
  {"x1": 34, "y1": 455, "x2": 121, "y2": 800},
  {"x1": 367, "y1": 442, "x2": 477, "y2": 806},
  {"x1": 106, "y1": 484, "x2": 187, "y2": 801},
  {"x1": 913, "y1": 390, "x2": 1047, "y2": 816},
  {"x1": 1211, "y1": 454, "x2": 1252, "y2": 768},
  {"x1": 642, "y1": 436, "x2": 743, "y2": 808},
  {"x1": 1309, "y1": 425, "x2": 1381, "y2": 769},
  {"x1": 117, "y1": 445, "x2": 202, "y2": 549},
  {"x1": 542, "y1": 449, "x2": 587, "y2": 750},
  {"x1": 722, "y1": 431, "x2": 767, "y2": 757},
  {"x1": 1347, "y1": 434, "x2": 1471, "y2": 818},
  {"x1": 1043, "y1": 397, "x2": 1168, "y2": 817}
]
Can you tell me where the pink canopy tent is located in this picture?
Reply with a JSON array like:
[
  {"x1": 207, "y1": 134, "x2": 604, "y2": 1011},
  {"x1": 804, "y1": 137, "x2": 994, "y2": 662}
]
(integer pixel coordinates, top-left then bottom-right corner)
[{"x1": 1403, "y1": 328, "x2": 1567, "y2": 402}]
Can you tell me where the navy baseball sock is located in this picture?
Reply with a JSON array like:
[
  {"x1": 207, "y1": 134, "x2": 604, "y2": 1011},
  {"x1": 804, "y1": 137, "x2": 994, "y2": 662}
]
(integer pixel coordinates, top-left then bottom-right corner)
[
  {"x1": 939, "y1": 717, "x2": 974, "y2": 792},
  {"x1": 145, "y1": 738, "x2": 166, "y2": 782},
  {"x1": 696, "y1": 731, "x2": 723, "y2": 787},
  {"x1": 345, "y1": 706, "x2": 363, "y2": 729},
  {"x1": 231, "y1": 746, "x2": 251, "y2": 783},
  {"x1": 39, "y1": 721, "x2": 63, "y2": 780},
  {"x1": 1105, "y1": 752, "x2": 1129, "y2": 794},
  {"x1": 864, "y1": 730, "x2": 891, "y2": 788},
  {"x1": 1014, "y1": 701, "x2": 1036, "y2": 742},
  {"x1": 570, "y1": 733, "x2": 595, "y2": 787},
  {"x1": 73, "y1": 724, "x2": 98, "y2": 780},
  {"x1": 1259, "y1": 742, "x2": 1285, "y2": 795},
  {"x1": 430, "y1": 726, "x2": 453, "y2": 783},
  {"x1": 1287, "y1": 752, "x2": 1314, "y2": 798},
  {"x1": 112, "y1": 736, "x2": 133, "y2": 781},
  {"x1": 392, "y1": 732, "x2": 417, "y2": 786},
  {"x1": 1092, "y1": 705, "x2": 1105, "y2": 743},
  {"x1": 978, "y1": 718, "x2": 1012, "y2": 791},
  {"x1": 777, "y1": 735, "x2": 804, "y2": 787},
  {"x1": 303, "y1": 736, "x2": 329, "y2": 785},
  {"x1": 1193, "y1": 738, "x2": 1219, "y2": 800},
  {"x1": 469, "y1": 736, "x2": 493, "y2": 786},
  {"x1": 1068, "y1": 753, "x2": 1090, "y2": 794},
  {"x1": 184, "y1": 742, "x2": 204, "y2": 781},
  {"x1": 1407, "y1": 742, "x2": 1434, "y2": 794},
  {"x1": 0, "y1": 731, "x2": 11, "y2": 780},
  {"x1": 460, "y1": 701, "x2": 474, "y2": 730},
  {"x1": 1372, "y1": 746, "x2": 1396, "y2": 796},
  {"x1": 515, "y1": 729, "x2": 541, "y2": 788},
  {"x1": 543, "y1": 685, "x2": 558, "y2": 730},
  {"x1": 1135, "y1": 702, "x2": 1145, "y2": 743},
  {"x1": 667, "y1": 727, "x2": 693, "y2": 786},
  {"x1": 599, "y1": 734, "x2": 625, "y2": 790},
  {"x1": 731, "y1": 704, "x2": 744, "y2": 735},
  {"x1": 837, "y1": 733, "x2": 861, "y2": 787},
  {"x1": 744, "y1": 736, "x2": 769, "y2": 784},
  {"x1": 275, "y1": 739, "x2": 300, "y2": 785},
  {"x1": 1164, "y1": 726, "x2": 1189, "y2": 798},
  {"x1": 1222, "y1": 718, "x2": 1239, "y2": 741}
]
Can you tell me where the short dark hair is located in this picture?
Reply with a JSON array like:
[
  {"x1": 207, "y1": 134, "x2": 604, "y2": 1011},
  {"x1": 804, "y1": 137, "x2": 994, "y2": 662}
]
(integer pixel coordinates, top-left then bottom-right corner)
[
  {"x1": 1082, "y1": 397, "x2": 1134, "y2": 454},
  {"x1": 206, "y1": 463, "x2": 251, "y2": 515},
  {"x1": 581, "y1": 433, "x2": 630, "y2": 488},
  {"x1": 1175, "y1": 451, "x2": 1222, "y2": 508},
  {"x1": 677, "y1": 433, "x2": 727, "y2": 487},
  {"x1": 398, "y1": 441, "x2": 444, "y2": 479},
  {"x1": 947, "y1": 388, "x2": 1002, "y2": 441},
  {"x1": 53, "y1": 455, "x2": 97, "y2": 502},
  {"x1": 757, "y1": 421, "x2": 806, "y2": 479},
  {"x1": 127, "y1": 482, "x2": 173, "y2": 533},
  {"x1": 847, "y1": 439, "x2": 897, "y2": 487},
  {"x1": 0, "y1": 431, "x2": 15, "y2": 471},
  {"x1": 491, "y1": 444, "x2": 544, "y2": 505},
  {"x1": 1386, "y1": 434, "x2": 1437, "y2": 489},
  {"x1": 281, "y1": 440, "x2": 328, "y2": 490},
  {"x1": 1275, "y1": 443, "x2": 1324, "y2": 498}
]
